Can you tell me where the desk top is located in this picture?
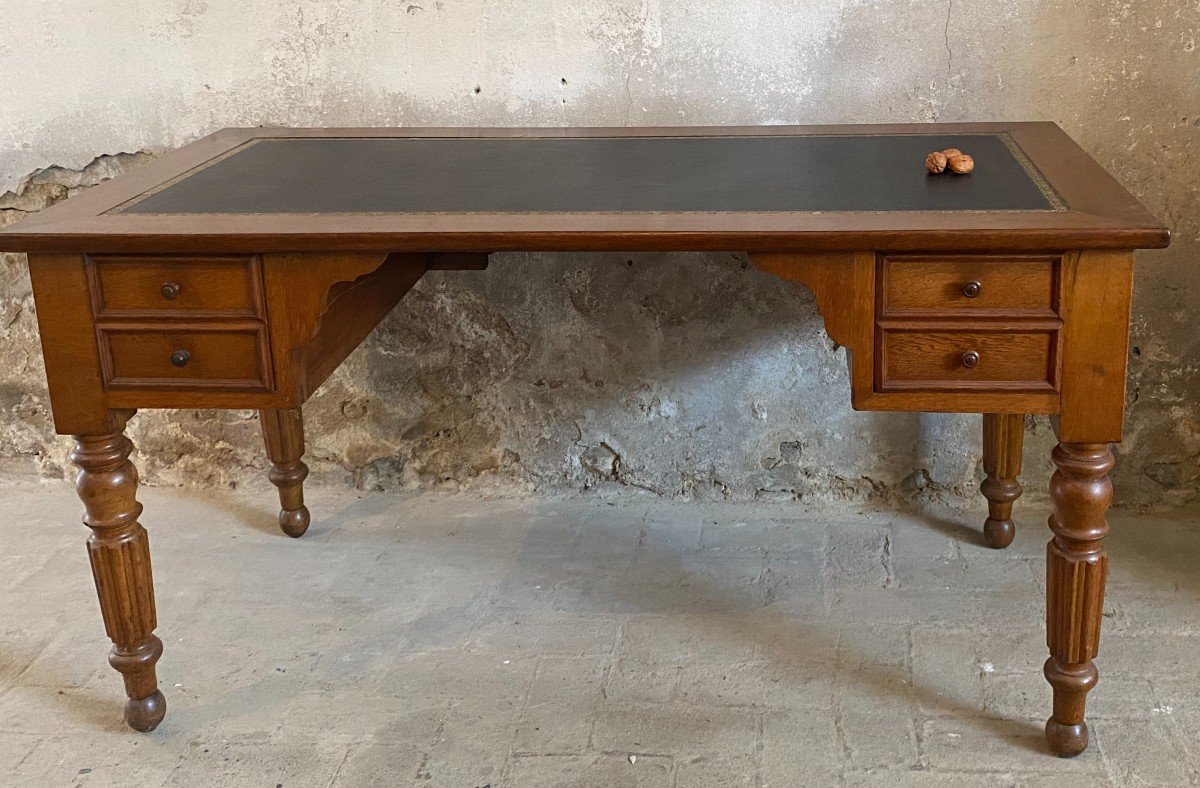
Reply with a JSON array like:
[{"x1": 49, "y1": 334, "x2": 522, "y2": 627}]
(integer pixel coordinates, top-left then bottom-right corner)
[{"x1": 0, "y1": 124, "x2": 1169, "y2": 253}]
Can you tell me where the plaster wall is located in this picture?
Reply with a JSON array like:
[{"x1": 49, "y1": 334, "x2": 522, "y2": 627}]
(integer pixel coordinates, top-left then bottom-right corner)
[{"x1": 1, "y1": 1, "x2": 1197, "y2": 506}]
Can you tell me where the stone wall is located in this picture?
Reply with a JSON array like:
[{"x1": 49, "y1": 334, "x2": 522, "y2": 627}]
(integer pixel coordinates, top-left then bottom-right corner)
[{"x1": 1, "y1": 1, "x2": 1197, "y2": 506}]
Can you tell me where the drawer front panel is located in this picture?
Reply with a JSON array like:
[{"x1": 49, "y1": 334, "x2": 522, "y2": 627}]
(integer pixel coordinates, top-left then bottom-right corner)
[
  {"x1": 880, "y1": 255, "x2": 1058, "y2": 316},
  {"x1": 879, "y1": 329, "x2": 1057, "y2": 392},
  {"x1": 100, "y1": 327, "x2": 272, "y2": 391},
  {"x1": 90, "y1": 255, "x2": 262, "y2": 317}
]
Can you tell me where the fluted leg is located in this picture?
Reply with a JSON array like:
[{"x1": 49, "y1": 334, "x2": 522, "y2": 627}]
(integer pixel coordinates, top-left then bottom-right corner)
[
  {"x1": 1044, "y1": 442, "x2": 1112, "y2": 757},
  {"x1": 71, "y1": 417, "x2": 165, "y2": 732},
  {"x1": 981, "y1": 413, "x2": 1024, "y2": 549},
  {"x1": 259, "y1": 408, "x2": 310, "y2": 538}
]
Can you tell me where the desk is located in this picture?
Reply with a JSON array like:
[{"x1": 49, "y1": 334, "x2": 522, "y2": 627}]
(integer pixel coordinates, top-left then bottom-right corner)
[{"x1": 0, "y1": 124, "x2": 1169, "y2": 757}]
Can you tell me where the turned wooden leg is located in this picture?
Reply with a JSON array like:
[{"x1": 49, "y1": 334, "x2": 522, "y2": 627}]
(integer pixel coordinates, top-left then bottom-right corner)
[
  {"x1": 1044, "y1": 442, "x2": 1112, "y2": 757},
  {"x1": 71, "y1": 419, "x2": 166, "y2": 732},
  {"x1": 981, "y1": 413, "x2": 1024, "y2": 549},
  {"x1": 259, "y1": 408, "x2": 310, "y2": 538}
]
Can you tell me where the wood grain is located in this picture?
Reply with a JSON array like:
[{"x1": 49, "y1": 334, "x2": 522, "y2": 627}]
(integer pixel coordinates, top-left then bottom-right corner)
[
  {"x1": 88, "y1": 255, "x2": 262, "y2": 318},
  {"x1": 878, "y1": 327, "x2": 1057, "y2": 391},
  {"x1": 1057, "y1": 250, "x2": 1135, "y2": 444},
  {"x1": 261, "y1": 251, "x2": 426, "y2": 402},
  {"x1": 260, "y1": 408, "x2": 310, "y2": 538},
  {"x1": 879, "y1": 255, "x2": 1058, "y2": 317},
  {"x1": 71, "y1": 411, "x2": 165, "y2": 732},
  {"x1": 981, "y1": 413, "x2": 1024, "y2": 549},
  {"x1": 751, "y1": 251, "x2": 876, "y2": 408},
  {"x1": 26, "y1": 253, "x2": 114, "y2": 434},
  {"x1": 99, "y1": 325, "x2": 272, "y2": 391},
  {"x1": 0, "y1": 124, "x2": 1169, "y2": 254},
  {"x1": 1044, "y1": 441, "x2": 1113, "y2": 757}
]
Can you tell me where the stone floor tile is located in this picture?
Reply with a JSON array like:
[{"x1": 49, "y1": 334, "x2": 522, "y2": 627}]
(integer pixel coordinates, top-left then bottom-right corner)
[
  {"x1": 842, "y1": 767, "x2": 1014, "y2": 786},
  {"x1": 972, "y1": 586, "x2": 1051, "y2": 632},
  {"x1": 0, "y1": 628, "x2": 102, "y2": 691},
  {"x1": 166, "y1": 737, "x2": 350, "y2": 788},
  {"x1": 1009, "y1": 774, "x2": 1115, "y2": 787},
  {"x1": 836, "y1": 664, "x2": 919, "y2": 716},
  {"x1": 618, "y1": 613, "x2": 760, "y2": 664},
  {"x1": 983, "y1": 673, "x2": 1159, "y2": 721},
  {"x1": 419, "y1": 697, "x2": 523, "y2": 787},
  {"x1": 698, "y1": 515, "x2": 824, "y2": 556},
  {"x1": 674, "y1": 753, "x2": 758, "y2": 787},
  {"x1": 920, "y1": 716, "x2": 1105, "y2": 774},
  {"x1": 0, "y1": 484, "x2": 1196, "y2": 785},
  {"x1": 608, "y1": 553, "x2": 767, "y2": 616},
  {"x1": 591, "y1": 702, "x2": 758, "y2": 755},
  {"x1": 276, "y1": 690, "x2": 448, "y2": 745},
  {"x1": 503, "y1": 752, "x2": 673, "y2": 787},
  {"x1": 9, "y1": 733, "x2": 183, "y2": 787},
  {"x1": 467, "y1": 614, "x2": 619, "y2": 658},
  {"x1": 513, "y1": 700, "x2": 595, "y2": 755},
  {"x1": 1093, "y1": 718, "x2": 1198, "y2": 787},
  {"x1": 896, "y1": 554, "x2": 1040, "y2": 595},
  {"x1": 761, "y1": 708, "x2": 841, "y2": 787},
  {"x1": 0, "y1": 684, "x2": 126, "y2": 736},
  {"x1": 1103, "y1": 591, "x2": 1200, "y2": 636},
  {"x1": 838, "y1": 622, "x2": 910, "y2": 669},
  {"x1": 831, "y1": 587, "x2": 982, "y2": 627},
  {"x1": 839, "y1": 708, "x2": 920, "y2": 770},
  {"x1": 606, "y1": 656, "x2": 680, "y2": 704},
  {"x1": 1147, "y1": 677, "x2": 1200, "y2": 770},
  {"x1": 825, "y1": 522, "x2": 891, "y2": 588},
  {"x1": 752, "y1": 613, "x2": 839, "y2": 665},
  {"x1": 512, "y1": 657, "x2": 606, "y2": 753},
  {"x1": 676, "y1": 659, "x2": 835, "y2": 710},
  {"x1": 329, "y1": 741, "x2": 431, "y2": 787},
  {"x1": 911, "y1": 627, "x2": 985, "y2": 714},
  {"x1": 885, "y1": 509, "x2": 969, "y2": 563},
  {"x1": 974, "y1": 628, "x2": 1046, "y2": 677},
  {"x1": 0, "y1": 731, "x2": 40, "y2": 775},
  {"x1": 1097, "y1": 632, "x2": 1200, "y2": 678},
  {"x1": 377, "y1": 650, "x2": 536, "y2": 701},
  {"x1": 762, "y1": 549, "x2": 825, "y2": 602},
  {"x1": 640, "y1": 507, "x2": 704, "y2": 552}
]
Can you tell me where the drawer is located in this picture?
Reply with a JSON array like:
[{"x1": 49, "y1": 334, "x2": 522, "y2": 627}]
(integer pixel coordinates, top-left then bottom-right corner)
[
  {"x1": 99, "y1": 327, "x2": 273, "y2": 391},
  {"x1": 879, "y1": 255, "x2": 1058, "y2": 317},
  {"x1": 88, "y1": 255, "x2": 263, "y2": 318},
  {"x1": 877, "y1": 328, "x2": 1058, "y2": 392}
]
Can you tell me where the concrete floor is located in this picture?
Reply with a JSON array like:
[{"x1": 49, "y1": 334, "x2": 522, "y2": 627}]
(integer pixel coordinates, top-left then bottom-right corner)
[{"x1": 0, "y1": 482, "x2": 1198, "y2": 787}]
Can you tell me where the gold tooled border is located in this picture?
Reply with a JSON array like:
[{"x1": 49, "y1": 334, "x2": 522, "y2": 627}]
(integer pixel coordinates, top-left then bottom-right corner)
[{"x1": 999, "y1": 131, "x2": 1066, "y2": 211}]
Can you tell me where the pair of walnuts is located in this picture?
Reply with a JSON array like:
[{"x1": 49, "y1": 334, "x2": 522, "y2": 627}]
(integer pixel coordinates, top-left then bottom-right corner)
[{"x1": 926, "y1": 148, "x2": 975, "y2": 175}]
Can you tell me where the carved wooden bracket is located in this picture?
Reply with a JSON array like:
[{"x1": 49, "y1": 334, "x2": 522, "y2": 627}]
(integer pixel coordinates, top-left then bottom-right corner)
[
  {"x1": 261, "y1": 251, "x2": 428, "y2": 402},
  {"x1": 750, "y1": 251, "x2": 876, "y2": 408}
]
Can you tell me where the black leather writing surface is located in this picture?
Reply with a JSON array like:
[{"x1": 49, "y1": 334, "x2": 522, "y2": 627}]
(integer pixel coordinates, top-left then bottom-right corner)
[{"x1": 121, "y1": 134, "x2": 1057, "y2": 215}]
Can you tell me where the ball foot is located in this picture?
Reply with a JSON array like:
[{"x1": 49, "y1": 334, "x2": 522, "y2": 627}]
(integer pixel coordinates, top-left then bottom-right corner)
[
  {"x1": 1045, "y1": 718, "x2": 1088, "y2": 757},
  {"x1": 279, "y1": 506, "x2": 311, "y2": 538},
  {"x1": 124, "y1": 689, "x2": 166, "y2": 732},
  {"x1": 984, "y1": 516, "x2": 1015, "y2": 549}
]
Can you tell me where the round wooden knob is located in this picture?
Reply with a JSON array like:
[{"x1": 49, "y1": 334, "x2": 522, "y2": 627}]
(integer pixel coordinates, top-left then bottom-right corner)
[
  {"x1": 160, "y1": 282, "x2": 181, "y2": 300},
  {"x1": 961, "y1": 350, "x2": 981, "y2": 369},
  {"x1": 170, "y1": 349, "x2": 190, "y2": 368},
  {"x1": 961, "y1": 280, "x2": 982, "y2": 299}
]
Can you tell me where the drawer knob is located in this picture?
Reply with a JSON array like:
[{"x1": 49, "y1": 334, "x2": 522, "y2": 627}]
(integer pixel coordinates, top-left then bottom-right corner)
[
  {"x1": 961, "y1": 280, "x2": 982, "y2": 299},
  {"x1": 160, "y1": 282, "x2": 182, "y2": 300},
  {"x1": 961, "y1": 350, "x2": 981, "y2": 369},
  {"x1": 170, "y1": 349, "x2": 191, "y2": 368}
]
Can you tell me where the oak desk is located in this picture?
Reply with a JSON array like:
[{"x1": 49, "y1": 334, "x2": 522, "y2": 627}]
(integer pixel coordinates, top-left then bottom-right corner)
[{"x1": 0, "y1": 124, "x2": 1169, "y2": 757}]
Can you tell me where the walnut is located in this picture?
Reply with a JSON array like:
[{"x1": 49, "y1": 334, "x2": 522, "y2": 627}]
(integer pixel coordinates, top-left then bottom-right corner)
[
  {"x1": 947, "y1": 153, "x2": 975, "y2": 174},
  {"x1": 942, "y1": 148, "x2": 963, "y2": 158},
  {"x1": 925, "y1": 151, "x2": 948, "y2": 174}
]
